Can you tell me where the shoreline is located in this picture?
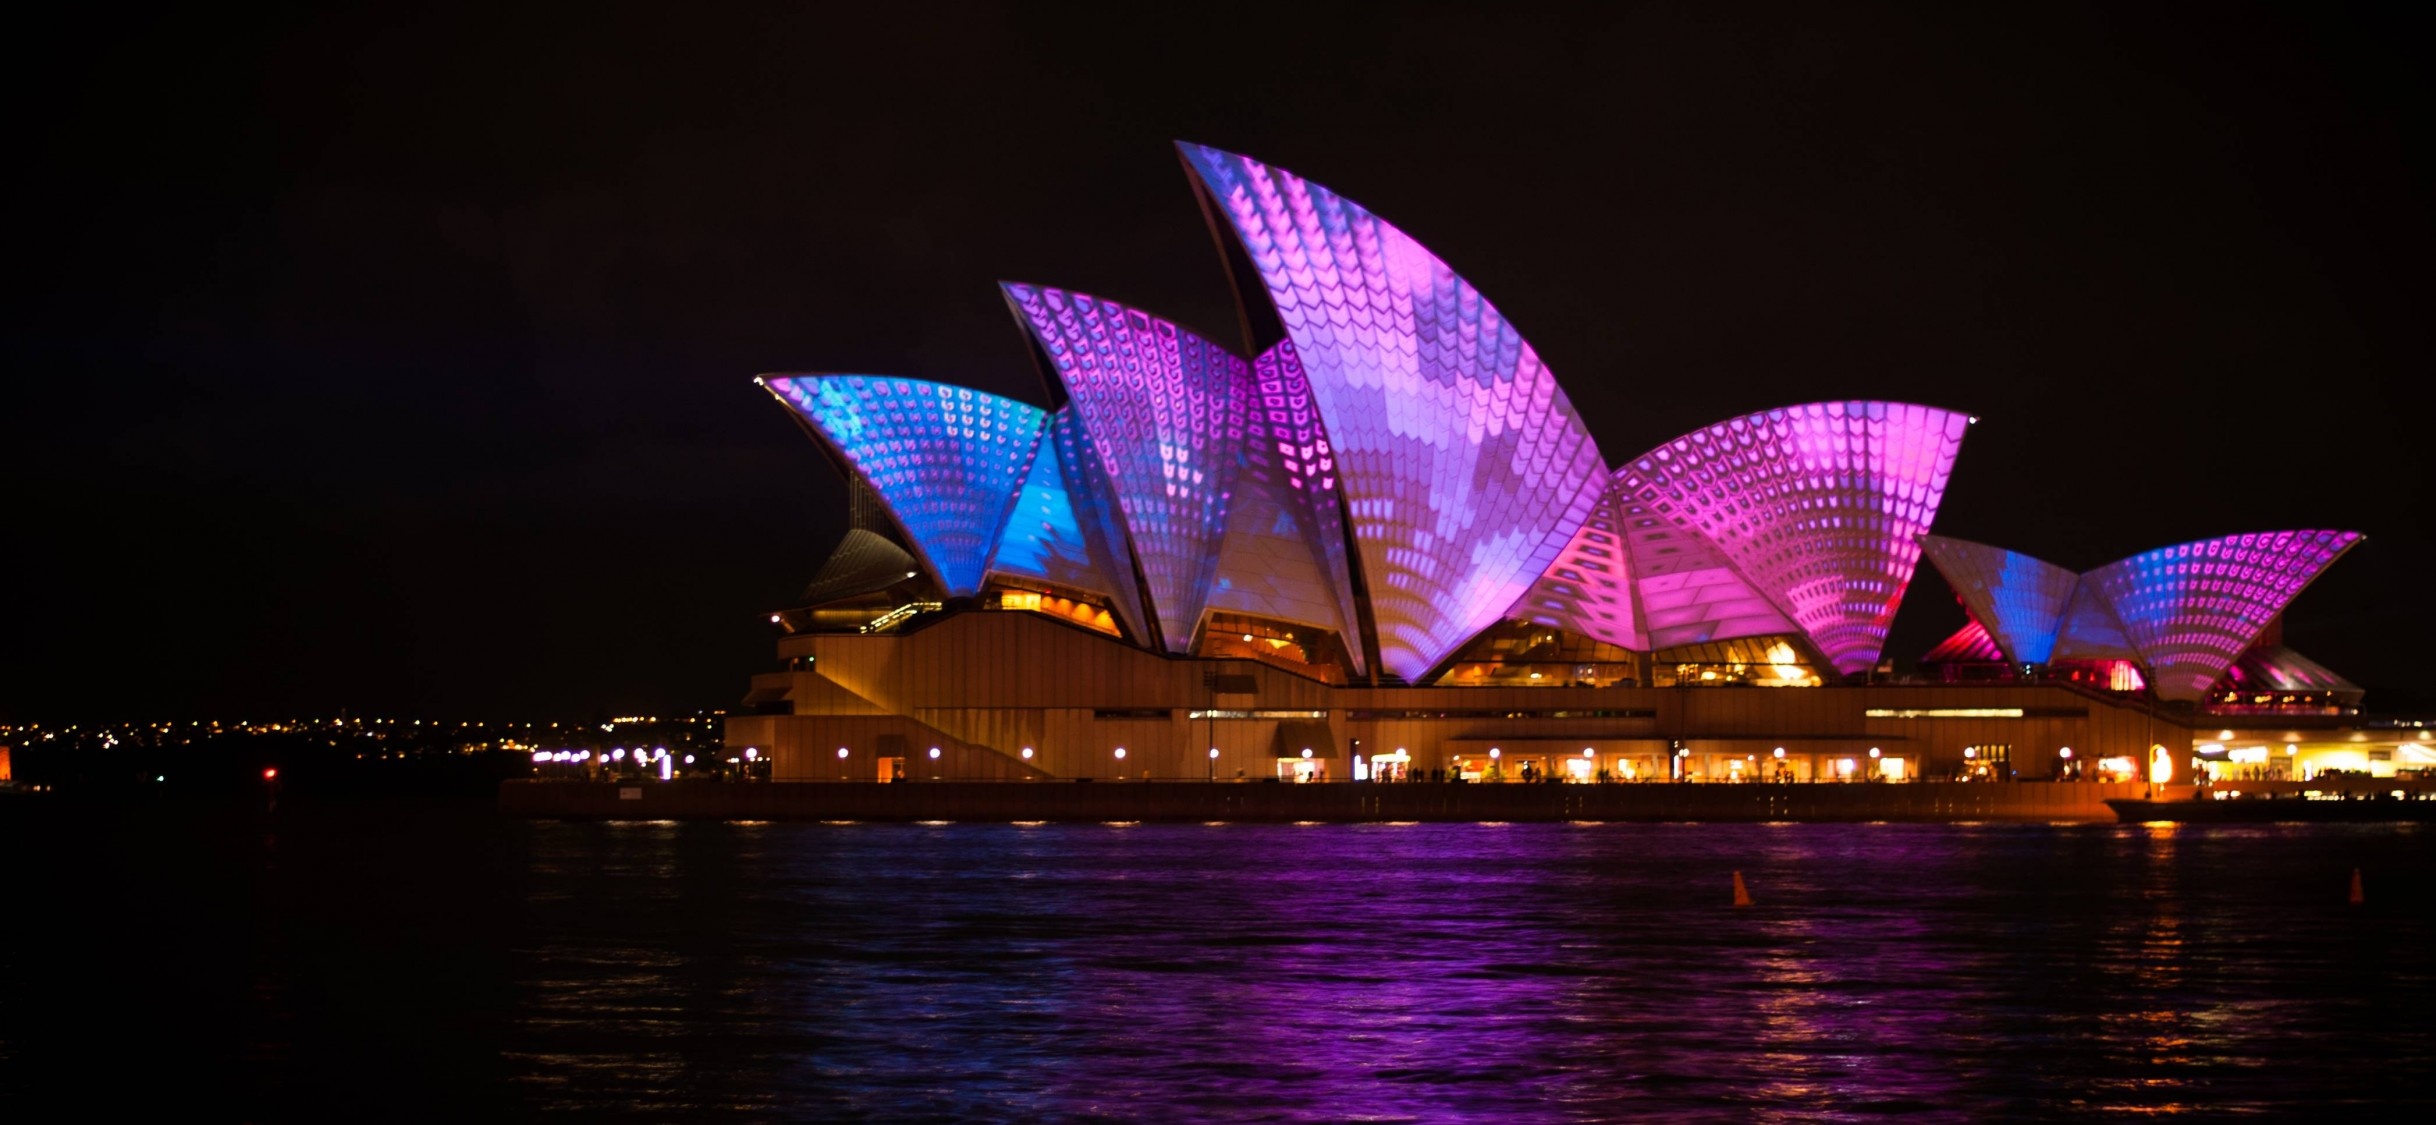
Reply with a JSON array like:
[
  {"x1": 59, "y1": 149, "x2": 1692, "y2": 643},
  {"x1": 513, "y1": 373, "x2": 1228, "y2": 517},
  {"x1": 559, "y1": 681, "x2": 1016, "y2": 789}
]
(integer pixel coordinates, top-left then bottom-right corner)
[{"x1": 500, "y1": 778, "x2": 2183, "y2": 823}]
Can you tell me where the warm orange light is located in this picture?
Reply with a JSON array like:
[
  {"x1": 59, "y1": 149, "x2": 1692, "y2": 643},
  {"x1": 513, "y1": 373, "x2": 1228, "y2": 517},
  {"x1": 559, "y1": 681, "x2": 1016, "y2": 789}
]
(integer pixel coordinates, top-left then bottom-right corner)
[{"x1": 2150, "y1": 745, "x2": 2173, "y2": 784}]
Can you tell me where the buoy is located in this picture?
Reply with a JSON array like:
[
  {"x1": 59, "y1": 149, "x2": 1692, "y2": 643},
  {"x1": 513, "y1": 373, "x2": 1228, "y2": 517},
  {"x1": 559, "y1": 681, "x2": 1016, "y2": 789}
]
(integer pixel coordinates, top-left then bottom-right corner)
[
  {"x1": 1732, "y1": 870, "x2": 1754, "y2": 908},
  {"x1": 2349, "y1": 867, "x2": 2364, "y2": 906}
]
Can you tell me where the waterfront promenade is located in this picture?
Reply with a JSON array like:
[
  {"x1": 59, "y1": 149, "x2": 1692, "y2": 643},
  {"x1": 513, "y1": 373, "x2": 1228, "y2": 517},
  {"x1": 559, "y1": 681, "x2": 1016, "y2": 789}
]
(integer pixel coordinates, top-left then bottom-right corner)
[{"x1": 501, "y1": 779, "x2": 2185, "y2": 823}]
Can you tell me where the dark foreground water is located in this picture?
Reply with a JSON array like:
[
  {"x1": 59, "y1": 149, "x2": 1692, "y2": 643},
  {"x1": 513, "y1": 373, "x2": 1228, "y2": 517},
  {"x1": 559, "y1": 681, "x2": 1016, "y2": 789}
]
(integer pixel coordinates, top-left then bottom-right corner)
[{"x1": 3, "y1": 798, "x2": 2432, "y2": 1120}]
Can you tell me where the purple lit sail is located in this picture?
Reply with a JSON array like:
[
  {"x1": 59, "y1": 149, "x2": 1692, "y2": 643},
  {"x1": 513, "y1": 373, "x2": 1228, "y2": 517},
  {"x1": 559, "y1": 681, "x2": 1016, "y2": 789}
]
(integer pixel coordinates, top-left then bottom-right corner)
[
  {"x1": 1003, "y1": 284, "x2": 1249, "y2": 652},
  {"x1": 1180, "y1": 142, "x2": 1609, "y2": 681},
  {"x1": 1619, "y1": 494, "x2": 1798, "y2": 650},
  {"x1": 1617, "y1": 402, "x2": 1970, "y2": 676},
  {"x1": 765, "y1": 375, "x2": 1044, "y2": 597},
  {"x1": 1917, "y1": 535, "x2": 2081, "y2": 665},
  {"x1": 2079, "y1": 530, "x2": 2362, "y2": 703}
]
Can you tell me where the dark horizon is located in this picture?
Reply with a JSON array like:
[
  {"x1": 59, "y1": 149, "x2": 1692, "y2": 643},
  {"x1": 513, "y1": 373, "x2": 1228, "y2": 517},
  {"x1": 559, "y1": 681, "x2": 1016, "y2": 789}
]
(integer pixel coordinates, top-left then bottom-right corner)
[{"x1": 11, "y1": 3, "x2": 2429, "y2": 721}]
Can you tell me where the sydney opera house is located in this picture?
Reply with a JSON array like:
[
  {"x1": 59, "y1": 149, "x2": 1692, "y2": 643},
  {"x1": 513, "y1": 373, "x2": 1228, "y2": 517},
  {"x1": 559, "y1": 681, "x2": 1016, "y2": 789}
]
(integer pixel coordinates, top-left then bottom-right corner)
[{"x1": 724, "y1": 143, "x2": 2400, "y2": 786}]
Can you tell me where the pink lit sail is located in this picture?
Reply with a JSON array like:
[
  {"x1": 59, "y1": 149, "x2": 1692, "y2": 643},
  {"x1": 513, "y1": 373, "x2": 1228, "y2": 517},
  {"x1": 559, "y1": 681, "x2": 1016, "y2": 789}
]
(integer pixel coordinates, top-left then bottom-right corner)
[
  {"x1": 1924, "y1": 618, "x2": 2007, "y2": 664},
  {"x1": 1618, "y1": 489, "x2": 1797, "y2": 650},
  {"x1": 1180, "y1": 142, "x2": 1609, "y2": 681},
  {"x1": 1617, "y1": 402, "x2": 1970, "y2": 676},
  {"x1": 1506, "y1": 476, "x2": 1646, "y2": 652},
  {"x1": 1003, "y1": 284, "x2": 1249, "y2": 652},
  {"x1": 764, "y1": 375, "x2": 1045, "y2": 597},
  {"x1": 2079, "y1": 530, "x2": 2362, "y2": 703}
]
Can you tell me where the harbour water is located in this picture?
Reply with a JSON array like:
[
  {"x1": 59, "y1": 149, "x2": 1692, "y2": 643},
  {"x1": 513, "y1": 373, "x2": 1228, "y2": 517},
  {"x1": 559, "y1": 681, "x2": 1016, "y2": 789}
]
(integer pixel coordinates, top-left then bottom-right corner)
[{"x1": 4, "y1": 796, "x2": 2431, "y2": 1119}]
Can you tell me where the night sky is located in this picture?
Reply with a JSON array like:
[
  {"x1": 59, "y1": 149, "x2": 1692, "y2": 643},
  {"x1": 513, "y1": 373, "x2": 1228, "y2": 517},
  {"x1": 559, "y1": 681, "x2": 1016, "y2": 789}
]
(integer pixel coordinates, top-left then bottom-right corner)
[{"x1": 13, "y1": 3, "x2": 2430, "y2": 721}]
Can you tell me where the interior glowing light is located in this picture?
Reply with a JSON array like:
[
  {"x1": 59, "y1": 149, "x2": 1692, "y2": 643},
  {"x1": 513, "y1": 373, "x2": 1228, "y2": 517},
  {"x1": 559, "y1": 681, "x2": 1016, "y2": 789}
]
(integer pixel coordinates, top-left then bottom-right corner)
[
  {"x1": 2219, "y1": 730, "x2": 2235, "y2": 740},
  {"x1": 1490, "y1": 747, "x2": 1502, "y2": 759},
  {"x1": 659, "y1": 757, "x2": 671, "y2": 781},
  {"x1": 683, "y1": 755, "x2": 695, "y2": 764},
  {"x1": 1021, "y1": 747, "x2": 1034, "y2": 759},
  {"x1": 1300, "y1": 748, "x2": 1312, "y2": 759},
  {"x1": 262, "y1": 767, "x2": 278, "y2": 780},
  {"x1": 1772, "y1": 747, "x2": 1786, "y2": 759},
  {"x1": 1865, "y1": 708, "x2": 2025, "y2": 719},
  {"x1": 1582, "y1": 747, "x2": 1595, "y2": 757},
  {"x1": 1835, "y1": 758, "x2": 1856, "y2": 778},
  {"x1": 1868, "y1": 747, "x2": 1881, "y2": 759},
  {"x1": 531, "y1": 750, "x2": 548, "y2": 762},
  {"x1": 2151, "y1": 745, "x2": 2174, "y2": 784},
  {"x1": 1208, "y1": 747, "x2": 1220, "y2": 758},
  {"x1": 928, "y1": 747, "x2": 941, "y2": 759},
  {"x1": 1115, "y1": 747, "x2": 1127, "y2": 759},
  {"x1": 2059, "y1": 747, "x2": 2073, "y2": 759},
  {"x1": 837, "y1": 747, "x2": 849, "y2": 758},
  {"x1": 745, "y1": 748, "x2": 758, "y2": 760},
  {"x1": 1242, "y1": 634, "x2": 1253, "y2": 642}
]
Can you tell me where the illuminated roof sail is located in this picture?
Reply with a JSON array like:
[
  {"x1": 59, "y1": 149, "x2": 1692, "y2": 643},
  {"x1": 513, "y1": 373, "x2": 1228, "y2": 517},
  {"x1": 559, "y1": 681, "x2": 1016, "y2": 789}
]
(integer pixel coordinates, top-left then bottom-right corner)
[
  {"x1": 1180, "y1": 142, "x2": 1609, "y2": 681},
  {"x1": 1616, "y1": 402, "x2": 1970, "y2": 676},
  {"x1": 1917, "y1": 535, "x2": 2080, "y2": 665},
  {"x1": 985, "y1": 406, "x2": 1146, "y2": 637},
  {"x1": 765, "y1": 375, "x2": 1043, "y2": 597},
  {"x1": 2078, "y1": 530, "x2": 2362, "y2": 703},
  {"x1": 1003, "y1": 284, "x2": 1249, "y2": 652}
]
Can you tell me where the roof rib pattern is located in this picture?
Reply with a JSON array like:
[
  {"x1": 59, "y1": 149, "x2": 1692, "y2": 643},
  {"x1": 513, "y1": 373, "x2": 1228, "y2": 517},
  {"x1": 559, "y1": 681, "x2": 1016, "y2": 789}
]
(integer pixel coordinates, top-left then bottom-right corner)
[
  {"x1": 2078, "y1": 530, "x2": 2361, "y2": 703},
  {"x1": 1180, "y1": 142, "x2": 1609, "y2": 681},
  {"x1": 1917, "y1": 535, "x2": 2081, "y2": 665},
  {"x1": 1004, "y1": 284, "x2": 1249, "y2": 652},
  {"x1": 1616, "y1": 402, "x2": 1970, "y2": 676},
  {"x1": 766, "y1": 375, "x2": 1043, "y2": 597}
]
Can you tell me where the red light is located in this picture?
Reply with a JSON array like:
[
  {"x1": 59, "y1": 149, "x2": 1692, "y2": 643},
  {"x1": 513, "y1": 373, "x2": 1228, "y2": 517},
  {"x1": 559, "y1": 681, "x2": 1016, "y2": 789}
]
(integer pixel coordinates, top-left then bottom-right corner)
[{"x1": 262, "y1": 767, "x2": 278, "y2": 780}]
